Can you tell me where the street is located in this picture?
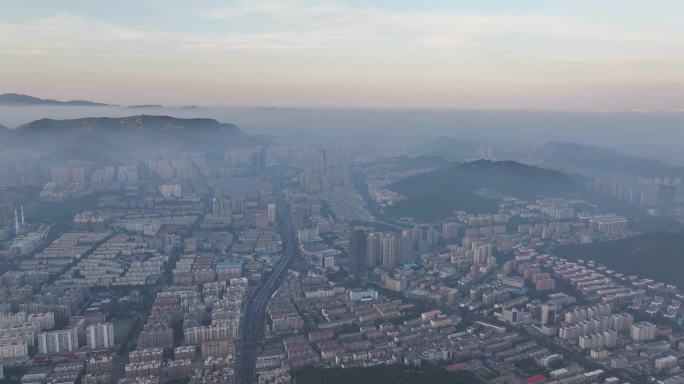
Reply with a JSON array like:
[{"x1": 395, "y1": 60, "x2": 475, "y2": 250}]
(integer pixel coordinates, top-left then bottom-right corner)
[{"x1": 236, "y1": 190, "x2": 297, "y2": 384}]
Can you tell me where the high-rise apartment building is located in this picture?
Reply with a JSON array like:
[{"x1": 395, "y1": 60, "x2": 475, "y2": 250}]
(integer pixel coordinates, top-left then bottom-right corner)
[
  {"x1": 366, "y1": 232, "x2": 381, "y2": 267},
  {"x1": 442, "y1": 222, "x2": 459, "y2": 242},
  {"x1": 267, "y1": 202, "x2": 276, "y2": 226},
  {"x1": 348, "y1": 229, "x2": 367, "y2": 277},
  {"x1": 382, "y1": 233, "x2": 399, "y2": 268},
  {"x1": 86, "y1": 322, "x2": 115, "y2": 349},
  {"x1": 541, "y1": 304, "x2": 557, "y2": 326},
  {"x1": 630, "y1": 321, "x2": 657, "y2": 342},
  {"x1": 399, "y1": 230, "x2": 415, "y2": 264},
  {"x1": 37, "y1": 328, "x2": 79, "y2": 354}
]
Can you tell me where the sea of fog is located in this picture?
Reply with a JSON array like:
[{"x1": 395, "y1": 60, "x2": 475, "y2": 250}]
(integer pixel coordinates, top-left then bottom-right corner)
[{"x1": 1, "y1": 105, "x2": 683, "y2": 165}]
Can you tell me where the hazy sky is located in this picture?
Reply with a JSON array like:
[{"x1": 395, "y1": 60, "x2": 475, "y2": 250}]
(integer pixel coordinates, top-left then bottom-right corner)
[{"x1": 2, "y1": 0, "x2": 684, "y2": 109}]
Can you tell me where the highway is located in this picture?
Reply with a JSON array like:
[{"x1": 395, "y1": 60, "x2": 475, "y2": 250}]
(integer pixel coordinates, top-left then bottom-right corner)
[{"x1": 236, "y1": 191, "x2": 297, "y2": 384}]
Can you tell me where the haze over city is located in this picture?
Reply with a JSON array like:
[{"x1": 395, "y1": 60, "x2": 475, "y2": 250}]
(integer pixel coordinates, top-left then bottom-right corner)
[{"x1": 2, "y1": 2, "x2": 684, "y2": 384}]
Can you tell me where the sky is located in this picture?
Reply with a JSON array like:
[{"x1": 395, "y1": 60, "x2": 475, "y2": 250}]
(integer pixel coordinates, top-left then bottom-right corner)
[{"x1": 1, "y1": 0, "x2": 684, "y2": 110}]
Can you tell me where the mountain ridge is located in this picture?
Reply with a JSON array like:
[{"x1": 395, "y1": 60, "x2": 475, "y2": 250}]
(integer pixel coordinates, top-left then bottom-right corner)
[
  {"x1": 541, "y1": 142, "x2": 684, "y2": 178},
  {"x1": 384, "y1": 159, "x2": 584, "y2": 220},
  {"x1": 15, "y1": 115, "x2": 240, "y2": 135},
  {"x1": 1, "y1": 114, "x2": 260, "y2": 157},
  {"x1": 0, "y1": 93, "x2": 205, "y2": 110},
  {"x1": 0, "y1": 93, "x2": 112, "y2": 106}
]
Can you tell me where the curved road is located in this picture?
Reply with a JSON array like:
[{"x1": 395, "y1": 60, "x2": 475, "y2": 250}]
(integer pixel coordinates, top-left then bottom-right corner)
[{"x1": 236, "y1": 193, "x2": 297, "y2": 384}]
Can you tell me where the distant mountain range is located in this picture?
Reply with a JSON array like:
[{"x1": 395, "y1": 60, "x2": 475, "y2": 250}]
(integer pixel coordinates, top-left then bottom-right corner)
[
  {"x1": 0, "y1": 93, "x2": 112, "y2": 106},
  {"x1": 540, "y1": 142, "x2": 684, "y2": 178},
  {"x1": 125, "y1": 104, "x2": 201, "y2": 110},
  {"x1": 17, "y1": 114, "x2": 239, "y2": 134},
  {"x1": 416, "y1": 138, "x2": 684, "y2": 179},
  {"x1": 0, "y1": 93, "x2": 202, "y2": 110},
  {"x1": 126, "y1": 104, "x2": 164, "y2": 109},
  {"x1": 0, "y1": 115, "x2": 263, "y2": 159}
]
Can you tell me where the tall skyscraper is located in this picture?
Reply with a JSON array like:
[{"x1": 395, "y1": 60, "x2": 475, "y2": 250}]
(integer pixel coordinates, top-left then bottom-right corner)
[
  {"x1": 426, "y1": 227, "x2": 439, "y2": 246},
  {"x1": 541, "y1": 304, "x2": 557, "y2": 326},
  {"x1": 317, "y1": 149, "x2": 327, "y2": 170},
  {"x1": 415, "y1": 226, "x2": 437, "y2": 254},
  {"x1": 442, "y1": 222, "x2": 459, "y2": 242},
  {"x1": 14, "y1": 209, "x2": 19, "y2": 238},
  {"x1": 366, "y1": 232, "x2": 382, "y2": 267},
  {"x1": 348, "y1": 229, "x2": 368, "y2": 277},
  {"x1": 399, "y1": 230, "x2": 415, "y2": 264},
  {"x1": 382, "y1": 233, "x2": 399, "y2": 268},
  {"x1": 267, "y1": 202, "x2": 276, "y2": 226},
  {"x1": 250, "y1": 146, "x2": 267, "y2": 170}
]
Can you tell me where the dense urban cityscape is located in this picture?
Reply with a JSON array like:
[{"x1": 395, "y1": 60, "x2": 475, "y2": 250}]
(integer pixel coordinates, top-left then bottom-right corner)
[
  {"x1": 3, "y1": 1, "x2": 684, "y2": 384},
  {"x1": 0, "y1": 130, "x2": 683, "y2": 384}
]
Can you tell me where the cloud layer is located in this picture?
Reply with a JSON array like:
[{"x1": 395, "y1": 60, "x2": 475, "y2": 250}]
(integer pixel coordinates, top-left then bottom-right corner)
[{"x1": 1, "y1": 0, "x2": 683, "y2": 109}]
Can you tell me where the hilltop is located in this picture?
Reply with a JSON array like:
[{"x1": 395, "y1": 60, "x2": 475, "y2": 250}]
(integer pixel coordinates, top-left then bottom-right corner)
[
  {"x1": 1, "y1": 115, "x2": 260, "y2": 157},
  {"x1": 385, "y1": 160, "x2": 584, "y2": 220},
  {"x1": 15, "y1": 115, "x2": 240, "y2": 135}
]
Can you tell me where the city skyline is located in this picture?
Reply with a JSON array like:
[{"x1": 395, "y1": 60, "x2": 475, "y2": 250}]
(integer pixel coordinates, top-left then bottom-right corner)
[
  {"x1": 3, "y1": 2, "x2": 684, "y2": 384},
  {"x1": 2, "y1": 0, "x2": 684, "y2": 110}
]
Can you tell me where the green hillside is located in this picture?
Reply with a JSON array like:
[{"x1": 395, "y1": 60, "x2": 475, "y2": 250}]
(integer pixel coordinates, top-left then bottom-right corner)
[
  {"x1": 385, "y1": 160, "x2": 582, "y2": 220},
  {"x1": 554, "y1": 232, "x2": 684, "y2": 287}
]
